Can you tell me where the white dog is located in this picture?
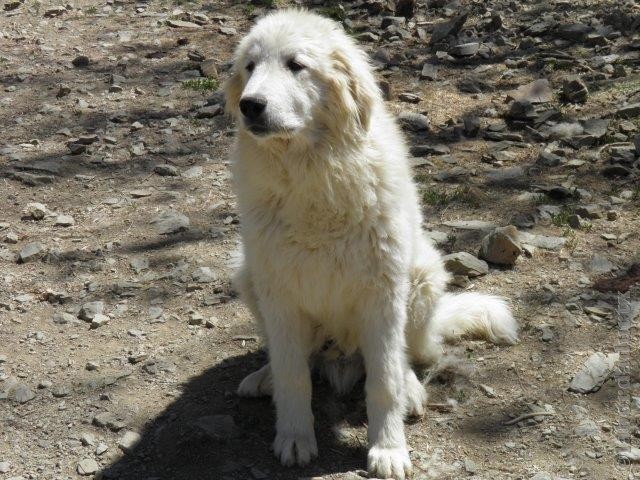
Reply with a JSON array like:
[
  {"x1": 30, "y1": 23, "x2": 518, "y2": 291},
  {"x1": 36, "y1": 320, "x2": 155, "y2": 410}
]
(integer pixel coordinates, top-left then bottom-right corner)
[{"x1": 224, "y1": 10, "x2": 518, "y2": 479}]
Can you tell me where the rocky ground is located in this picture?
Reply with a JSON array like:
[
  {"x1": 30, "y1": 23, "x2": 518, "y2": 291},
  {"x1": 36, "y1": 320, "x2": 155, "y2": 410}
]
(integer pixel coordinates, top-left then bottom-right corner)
[{"x1": 1, "y1": 0, "x2": 640, "y2": 479}]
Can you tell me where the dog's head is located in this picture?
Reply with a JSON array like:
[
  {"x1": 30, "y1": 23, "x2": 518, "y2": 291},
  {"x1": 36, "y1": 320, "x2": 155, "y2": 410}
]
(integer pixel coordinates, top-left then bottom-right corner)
[{"x1": 224, "y1": 10, "x2": 380, "y2": 143}]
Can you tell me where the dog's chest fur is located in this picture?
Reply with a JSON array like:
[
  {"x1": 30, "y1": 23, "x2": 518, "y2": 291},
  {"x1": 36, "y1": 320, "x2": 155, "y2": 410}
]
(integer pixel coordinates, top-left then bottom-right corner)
[{"x1": 233, "y1": 139, "x2": 407, "y2": 328}]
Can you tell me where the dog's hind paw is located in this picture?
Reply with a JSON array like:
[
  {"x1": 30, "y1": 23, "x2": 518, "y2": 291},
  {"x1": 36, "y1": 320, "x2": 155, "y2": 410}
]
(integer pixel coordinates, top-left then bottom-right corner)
[
  {"x1": 274, "y1": 430, "x2": 318, "y2": 466},
  {"x1": 405, "y1": 369, "x2": 427, "y2": 417},
  {"x1": 237, "y1": 364, "x2": 272, "y2": 397},
  {"x1": 368, "y1": 445, "x2": 412, "y2": 480}
]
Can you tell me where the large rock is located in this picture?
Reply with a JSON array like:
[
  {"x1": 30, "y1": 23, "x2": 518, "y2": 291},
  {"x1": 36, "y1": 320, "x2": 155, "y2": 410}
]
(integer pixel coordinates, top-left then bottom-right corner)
[
  {"x1": 430, "y1": 13, "x2": 467, "y2": 45},
  {"x1": 478, "y1": 226, "x2": 522, "y2": 266},
  {"x1": 18, "y1": 242, "x2": 43, "y2": 263},
  {"x1": 506, "y1": 79, "x2": 553, "y2": 104},
  {"x1": 420, "y1": 63, "x2": 438, "y2": 81},
  {"x1": 443, "y1": 252, "x2": 489, "y2": 277},
  {"x1": 151, "y1": 211, "x2": 190, "y2": 234},
  {"x1": 569, "y1": 352, "x2": 619, "y2": 393}
]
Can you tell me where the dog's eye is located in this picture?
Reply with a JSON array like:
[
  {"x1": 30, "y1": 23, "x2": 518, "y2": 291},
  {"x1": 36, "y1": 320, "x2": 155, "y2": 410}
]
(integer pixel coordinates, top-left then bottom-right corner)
[
  {"x1": 287, "y1": 59, "x2": 305, "y2": 73},
  {"x1": 246, "y1": 61, "x2": 255, "y2": 73}
]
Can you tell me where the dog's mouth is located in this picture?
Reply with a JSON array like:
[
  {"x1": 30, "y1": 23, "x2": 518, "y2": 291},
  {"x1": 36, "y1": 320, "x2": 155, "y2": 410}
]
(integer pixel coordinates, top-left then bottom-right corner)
[
  {"x1": 247, "y1": 123, "x2": 270, "y2": 136},
  {"x1": 243, "y1": 121, "x2": 296, "y2": 139}
]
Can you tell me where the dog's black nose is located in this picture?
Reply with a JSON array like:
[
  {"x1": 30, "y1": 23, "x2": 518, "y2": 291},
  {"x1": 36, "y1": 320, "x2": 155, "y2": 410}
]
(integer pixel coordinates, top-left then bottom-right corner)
[{"x1": 239, "y1": 97, "x2": 267, "y2": 121}]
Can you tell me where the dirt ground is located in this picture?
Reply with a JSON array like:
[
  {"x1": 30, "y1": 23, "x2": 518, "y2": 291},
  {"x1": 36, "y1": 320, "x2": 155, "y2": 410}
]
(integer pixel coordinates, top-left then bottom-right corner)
[{"x1": 0, "y1": 1, "x2": 639, "y2": 479}]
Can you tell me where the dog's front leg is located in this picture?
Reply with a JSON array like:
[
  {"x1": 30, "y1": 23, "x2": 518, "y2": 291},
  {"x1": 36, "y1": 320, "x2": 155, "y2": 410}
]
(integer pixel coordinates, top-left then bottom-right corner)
[
  {"x1": 261, "y1": 300, "x2": 317, "y2": 467},
  {"x1": 361, "y1": 294, "x2": 412, "y2": 480}
]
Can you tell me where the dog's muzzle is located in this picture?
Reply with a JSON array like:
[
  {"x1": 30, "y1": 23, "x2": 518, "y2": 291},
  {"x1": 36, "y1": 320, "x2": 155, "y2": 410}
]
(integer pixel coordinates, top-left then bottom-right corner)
[{"x1": 239, "y1": 96, "x2": 269, "y2": 135}]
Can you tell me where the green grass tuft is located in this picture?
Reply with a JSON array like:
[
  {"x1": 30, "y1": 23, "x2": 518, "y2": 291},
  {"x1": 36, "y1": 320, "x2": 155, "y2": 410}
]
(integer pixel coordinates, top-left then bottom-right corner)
[
  {"x1": 182, "y1": 77, "x2": 219, "y2": 92},
  {"x1": 420, "y1": 185, "x2": 479, "y2": 208},
  {"x1": 551, "y1": 206, "x2": 573, "y2": 227}
]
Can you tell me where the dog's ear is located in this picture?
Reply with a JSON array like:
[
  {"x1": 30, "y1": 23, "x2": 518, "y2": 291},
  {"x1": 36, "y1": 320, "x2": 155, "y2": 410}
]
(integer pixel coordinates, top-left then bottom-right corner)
[
  {"x1": 327, "y1": 49, "x2": 379, "y2": 133},
  {"x1": 223, "y1": 70, "x2": 243, "y2": 117}
]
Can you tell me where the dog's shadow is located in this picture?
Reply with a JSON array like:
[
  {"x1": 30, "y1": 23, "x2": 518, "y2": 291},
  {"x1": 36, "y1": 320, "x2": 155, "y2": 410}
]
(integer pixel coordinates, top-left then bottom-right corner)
[{"x1": 102, "y1": 350, "x2": 367, "y2": 480}]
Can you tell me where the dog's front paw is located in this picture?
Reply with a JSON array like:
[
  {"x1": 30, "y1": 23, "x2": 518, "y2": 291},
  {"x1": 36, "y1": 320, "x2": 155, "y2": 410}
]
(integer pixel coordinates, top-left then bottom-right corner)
[
  {"x1": 274, "y1": 430, "x2": 318, "y2": 466},
  {"x1": 368, "y1": 445, "x2": 412, "y2": 480},
  {"x1": 237, "y1": 365, "x2": 272, "y2": 397}
]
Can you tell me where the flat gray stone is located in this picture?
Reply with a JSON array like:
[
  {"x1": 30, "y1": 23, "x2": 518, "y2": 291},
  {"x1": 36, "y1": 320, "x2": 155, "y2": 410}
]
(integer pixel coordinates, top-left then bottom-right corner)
[
  {"x1": 192, "y1": 266, "x2": 218, "y2": 283},
  {"x1": 424, "y1": 230, "x2": 449, "y2": 246},
  {"x1": 77, "y1": 458, "x2": 99, "y2": 476},
  {"x1": 569, "y1": 352, "x2": 619, "y2": 393},
  {"x1": 90, "y1": 314, "x2": 109, "y2": 329},
  {"x1": 130, "y1": 257, "x2": 149, "y2": 273},
  {"x1": 410, "y1": 144, "x2": 450, "y2": 156},
  {"x1": 182, "y1": 166, "x2": 203, "y2": 178},
  {"x1": 154, "y1": 164, "x2": 179, "y2": 176},
  {"x1": 53, "y1": 312, "x2": 76, "y2": 324},
  {"x1": 443, "y1": 252, "x2": 489, "y2": 277},
  {"x1": 450, "y1": 42, "x2": 480, "y2": 56},
  {"x1": 586, "y1": 254, "x2": 616, "y2": 274},
  {"x1": 55, "y1": 214, "x2": 75, "y2": 227},
  {"x1": 167, "y1": 19, "x2": 201, "y2": 28},
  {"x1": 519, "y1": 232, "x2": 566, "y2": 251},
  {"x1": 151, "y1": 211, "x2": 190, "y2": 234},
  {"x1": 442, "y1": 220, "x2": 498, "y2": 231},
  {"x1": 18, "y1": 242, "x2": 43, "y2": 263},
  {"x1": 506, "y1": 79, "x2": 553, "y2": 104},
  {"x1": 194, "y1": 415, "x2": 239, "y2": 440}
]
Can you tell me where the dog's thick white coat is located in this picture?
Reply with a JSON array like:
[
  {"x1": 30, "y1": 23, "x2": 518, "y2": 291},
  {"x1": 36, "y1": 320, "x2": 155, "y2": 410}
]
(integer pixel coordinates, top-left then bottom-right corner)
[{"x1": 225, "y1": 10, "x2": 517, "y2": 479}]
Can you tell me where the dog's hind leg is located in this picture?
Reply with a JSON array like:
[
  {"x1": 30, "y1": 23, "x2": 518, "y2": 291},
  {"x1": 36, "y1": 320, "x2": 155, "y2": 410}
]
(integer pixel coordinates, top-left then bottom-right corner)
[
  {"x1": 238, "y1": 363, "x2": 273, "y2": 397},
  {"x1": 405, "y1": 240, "x2": 449, "y2": 366},
  {"x1": 404, "y1": 368, "x2": 427, "y2": 417},
  {"x1": 406, "y1": 237, "x2": 518, "y2": 362}
]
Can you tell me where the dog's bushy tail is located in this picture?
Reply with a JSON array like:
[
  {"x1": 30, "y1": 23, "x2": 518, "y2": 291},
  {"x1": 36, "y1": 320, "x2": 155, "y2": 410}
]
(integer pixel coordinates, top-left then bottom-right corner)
[{"x1": 430, "y1": 292, "x2": 518, "y2": 345}]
